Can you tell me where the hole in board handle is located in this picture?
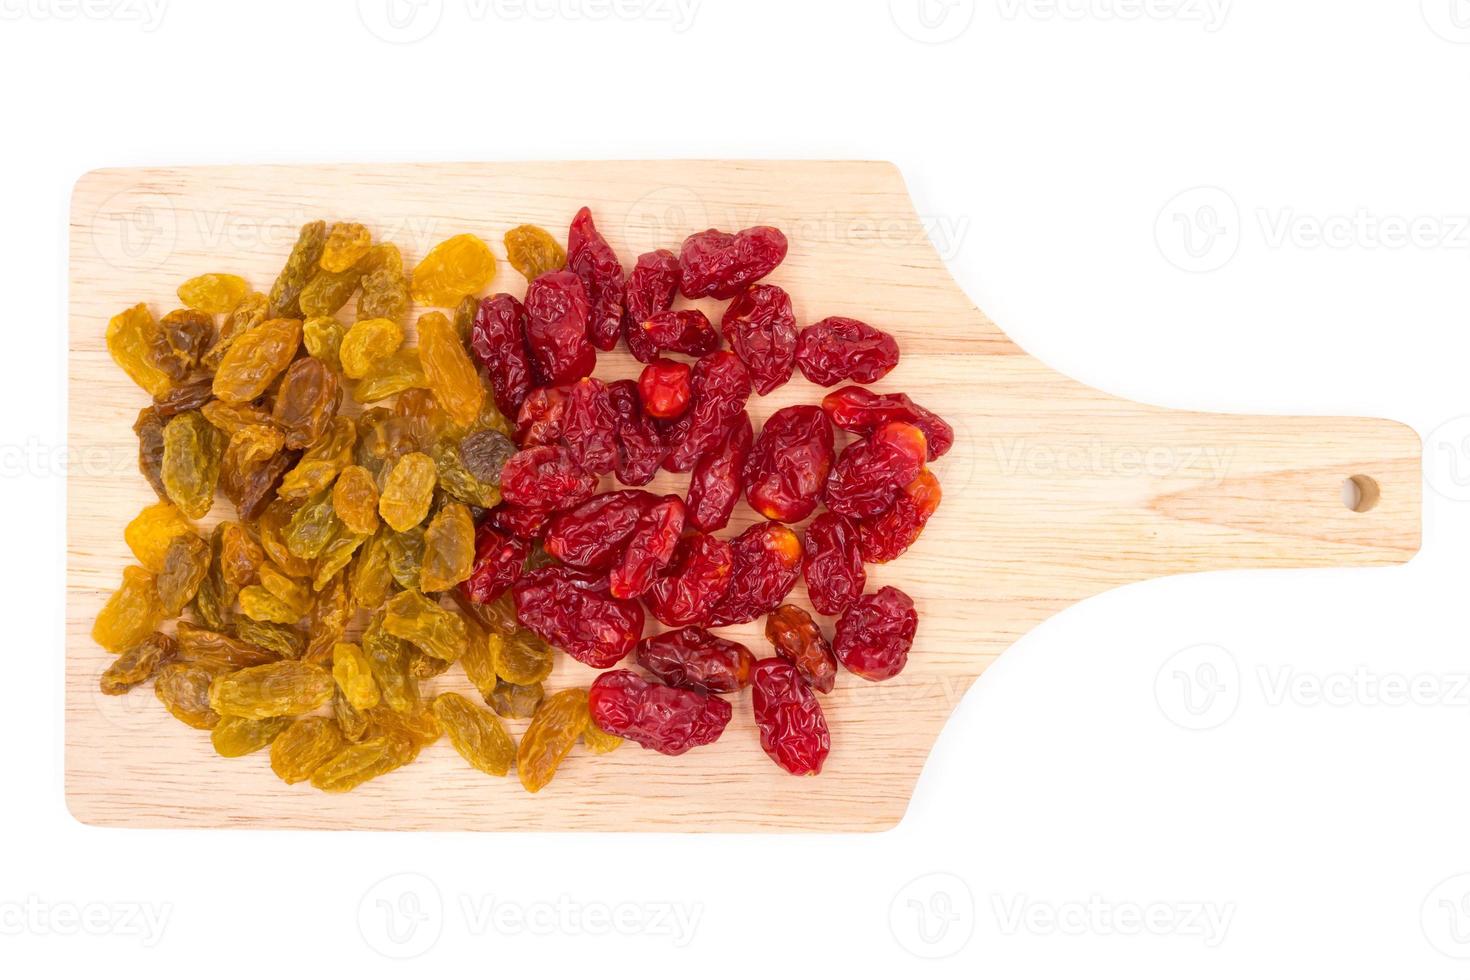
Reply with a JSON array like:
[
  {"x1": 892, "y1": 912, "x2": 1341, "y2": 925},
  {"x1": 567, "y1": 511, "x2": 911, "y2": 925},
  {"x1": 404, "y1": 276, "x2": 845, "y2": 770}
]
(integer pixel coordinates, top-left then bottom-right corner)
[{"x1": 1341, "y1": 475, "x2": 1380, "y2": 513}]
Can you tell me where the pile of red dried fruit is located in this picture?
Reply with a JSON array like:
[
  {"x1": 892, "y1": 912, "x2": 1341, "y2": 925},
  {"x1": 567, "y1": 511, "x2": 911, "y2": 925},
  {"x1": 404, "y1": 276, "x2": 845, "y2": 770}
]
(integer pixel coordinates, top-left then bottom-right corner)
[{"x1": 94, "y1": 206, "x2": 951, "y2": 792}]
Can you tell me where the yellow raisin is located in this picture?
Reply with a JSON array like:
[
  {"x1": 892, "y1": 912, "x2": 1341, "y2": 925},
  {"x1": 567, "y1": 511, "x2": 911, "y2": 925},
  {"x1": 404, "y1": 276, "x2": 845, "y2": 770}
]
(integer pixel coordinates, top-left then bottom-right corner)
[
  {"x1": 431, "y1": 692, "x2": 515, "y2": 777},
  {"x1": 239, "y1": 585, "x2": 303, "y2": 624},
  {"x1": 310, "y1": 734, "x2": 415, "y2": 793},
  {"x1": 160, "y1": 410, "x2": 224, "y2": 520},
  {"x1": 410, "y1": 234, "x2": 496, "y2": 308},
  {"x1": 124, "y1": 501, "x2": 193, "y2": 573},
  {"x1": 494, "y1": 628, "x2": 554, "y2": 685},
  {"x1": 339, "y1": 317, "x2": 405, "y2": 380},
  {"x1": 382, "y1": 590, "x2": 468, "y2": 663},
  {"x1": 417, "y1": 311, "x2": 484, "y2": 428},
  {"x1": 361, "y1": 613, "x2": 419, "y2": 713},
  {"x1": 504, "y1": 224, "x2": 567, "y2": 281},
  {"x1": 332, "y1": 464, "x2": 380, "y2": 535},
  {"x1": 348, "y1": 531, "x2": 394, "y2": 610},
  {"x1": 419, "y1": 502, "x2": 474, "y2": 592},
  {"x1": 178, "y1": 273, "x2": 249, "y2": 314},
  {"x1": 320, "y1": 222, "x2": 373, "y2": 273},
  {"x1": 378, "y1": 451, "x2": 436, "y2": 531},
  {"x1": 270, "y1": 716, "x2": 345, "y2": 784},
  {"x1": 92, "y1": 565, "x2": 165, "y2": 653},
  {"x1": 269, "y1": 220, "x2": 326, "y2": 319},
  {"x1": 100, "y1": 631, "x2": 177, "y2": 696},
  {"x1": 204, "y1": 291, "x2": 269, "y2": 371},
  {"x1": 331, "y1": 641, "x2": 382, "y2": 711},
  {"x1": 106, "y1": 303, "x2": 172, "y2": 398},
  {"x1": 517, "y1": 688, "x2": 590, "y2": 793},
  {"x1": 155, "y1": 662, "x2": 222, "y2": 730},
  {"x1": 156, "y1": 533, "x2": 211, "y2": 616},
  {"x1": 352, "y1": 349, "x2": 427, "y2": 403},
  {"x1": 207, "y1": 661, "x2": 334, "y2": 719},
  {"x1": 302, "y1": 316, "x2": 346, "y2": 374},
  {"x1": 583, "y1": 718, "x2": 623, "y2": 754},
  {"x1": 211, "y1": 715, "x2": 292, "y2": 758},
  {"x1": 212, "y1": 317, "x2": 302, "y2": 404}
]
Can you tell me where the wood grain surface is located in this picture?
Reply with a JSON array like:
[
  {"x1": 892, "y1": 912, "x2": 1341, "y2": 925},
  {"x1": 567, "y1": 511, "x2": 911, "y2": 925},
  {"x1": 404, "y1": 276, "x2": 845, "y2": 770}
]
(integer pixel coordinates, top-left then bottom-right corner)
[{"x1": 65, "y1": 162, "x2": 1422, "y2": 831}]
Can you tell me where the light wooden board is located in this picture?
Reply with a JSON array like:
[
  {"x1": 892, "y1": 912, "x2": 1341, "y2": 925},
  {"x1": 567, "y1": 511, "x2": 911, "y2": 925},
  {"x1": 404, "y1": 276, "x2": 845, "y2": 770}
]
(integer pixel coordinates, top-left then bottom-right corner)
[{"x1": 65, "y1": 161, "x2": 1422, "y2": 832}]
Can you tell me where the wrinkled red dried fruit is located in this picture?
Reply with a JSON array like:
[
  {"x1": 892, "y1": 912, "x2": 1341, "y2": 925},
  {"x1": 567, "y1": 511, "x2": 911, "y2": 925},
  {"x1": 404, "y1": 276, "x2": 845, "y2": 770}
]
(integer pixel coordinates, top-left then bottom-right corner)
[
  {"x1": 500, "y1": 445, "x2": 597, "y2": 512},
  {"x1": 514, "y1": 566, "x2": 644, "y2": 669},
  {"x1": 751, "y1": 658, "x2": 829, "y2": 775},
  {"x1": 823, "y1": 421, "x2": 928, "y2": 519},
  {"x1": 470, "y1": 293, "x2": 534, "y2": 417},
  {"x1": 636, "y1": 626, "x2": 754, "y2": 694},
  {"x1": 663, "y1": 350, "x2": 751, "y2": 473},
  {"x1": 609, "y1": 495, "x2": 685, "y2": 599},
  {"x1": 821, "y1": 385, "x2": 954, "y2": 460},
  {"x1": 543, "y1": 490, "x2": 659, "y2": 571},
  {"x1": 643, "y1": 531, "x2": 732, "y2": 627},
  {"x1": 794, "y1": 317, "x2": 900, "y2": 387},
  {"x1": 765, "y1": 604, "x2": 838, "y2": 695},
  {"x1": 742, "y1": 405, "x2": 834, "y2": 523},
  {"x1": 515, "y1": 385, "x2": 570, "y2": 446},
  {"x1": 640, "y1": 309, "x2": 721, "y2": 359},
  {"x1": 801, "y1": 512, "x2": 866, "y2": 616},
  {"x1": 485, "y1": 502, "x2": 554, "y2": 540},
  {"x1": 833, "y1": 586, "x2": 917, "y2": 682},
  {"x1": 606, "y1": 380, "x2": 665, "y2": 486},
  {"x1": 524, "y1": 270, "x2": 596, "y2": 385},
  {"x1": 588, "y1": 669, "x2": 732, "y2": 755},
  {"x1": 623, "y1": 249, "x2": 681, "y2": 363},
  {"x1": 567, "y1": 206, "x2": 626, "y2": 351},
  {"x1": 685, "y1": 412, "x2": 751, "y2": 534},
  {"x1": 561, "y1": 377, "x2": 618, "y2": 475},
  {"x1": 721, "y1": 283, "x2": 796, "y2": 396},
  {"x1": 860, "y1": 470, "x2": 942, "y2": 563},
  {"x1": 638, "y1": 359, "x2": 692, "y2": 420},
  {"x1": 707, "y1": 521, "x2": 804, "y2": 627},
  {"x1": 679, "y1": 226, "x2": 789, "y2": 300},
  {"x1": 460, "y1": 524, "x2": 530, "y2": 605}
]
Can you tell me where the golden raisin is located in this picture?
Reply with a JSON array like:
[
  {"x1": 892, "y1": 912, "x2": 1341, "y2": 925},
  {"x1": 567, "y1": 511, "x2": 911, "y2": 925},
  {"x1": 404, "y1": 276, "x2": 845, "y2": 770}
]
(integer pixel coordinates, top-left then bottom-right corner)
[
  {"x1": 106, "y1": 303, "x2": 172, "y2": 398},
  {"x1": 124, "y1": 501, "x2": 193, "y2": 573},
  {"x1": 269, "y1": 716, "x2": 346, "y2": 784},
  {"x1": 212, "y1": 317, "x2": 302, "y2": 404},
  {"x1": 177, "y1": 273, "x2": 249, "y2": 314},
  {"x1": 419, "y1": 501, "x2": 474, "y2": 592},
  {"x1": 431, "y1": 692, "x2": 515, "y2": 777},
  {"x1": 331, "y1": 641, "x2": 381, "y2": 711},
  {"x1": 410, "y1": 233, "x2": 496, "y2": 308},
  {"x1": 320, "y1": 222, "x2": 372, "y2": 273},
  {"x1": 378, "y1": 452, "x2": 436, "y2": 531},
  {"x1": 417, "y1": 311, "x2": 484, "y2": 428},
  {"x1": 517, "y1": 688, "x2": 590, "y2": 793},
  {"x1": 504, "y1": 224, "x2": 567, "y2": 281},
  {"x1": 339, "y1": 317, "x2": 404, "y2": 380},
  {"x1": 207, "y1": 661, "x2": 335, "y2": 719},
  {"x1": 332, "y1": 464, "x2": 380, "y2": 535},
  {"x1": 92, "y1": 566, "x2": 165, "y2": 653}
]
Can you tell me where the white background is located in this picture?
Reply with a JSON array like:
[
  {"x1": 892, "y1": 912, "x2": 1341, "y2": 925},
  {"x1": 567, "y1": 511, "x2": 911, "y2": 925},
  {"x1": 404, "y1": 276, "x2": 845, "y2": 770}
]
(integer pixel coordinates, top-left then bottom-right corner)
[{"x1": 3, "y1": 0, "x2": 1469, "y2": 975}]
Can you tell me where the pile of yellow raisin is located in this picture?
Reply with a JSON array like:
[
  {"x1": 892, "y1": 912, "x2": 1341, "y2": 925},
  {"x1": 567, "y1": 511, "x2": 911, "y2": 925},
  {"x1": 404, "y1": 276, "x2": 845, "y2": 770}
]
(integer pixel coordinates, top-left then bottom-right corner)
[{"x1": 95, "y1": 220, "x2": 618, "y2": 793}]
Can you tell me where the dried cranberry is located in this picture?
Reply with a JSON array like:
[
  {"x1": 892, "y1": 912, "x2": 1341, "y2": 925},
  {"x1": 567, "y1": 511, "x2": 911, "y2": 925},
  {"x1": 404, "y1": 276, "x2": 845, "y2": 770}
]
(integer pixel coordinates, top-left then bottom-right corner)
[
  {"x1": 801, "y1": 513, "x2": 865, "y2": 616},
  {"x1": 561, "y1": 377, "x2": 618, "y2": 475},
  {"x1": 859, "y1": 470, "x2": 942, "y2": 563},
  {"x1": 721, "y1": 283, "x2": 797, "y2": 396},
  {"x1": 643, "y1": 531, "x2": 733, "y2": 628},
  {"x1": 485, "y1": 502, "x2": 553, "y2": 539},
  {"x1": 499, "y1": 444, "x2": 597, "y2": 512},
  {"x1": 515, "y1": 385, "x2": 570, "y2": 446},
  {"x1": 524, "y1": 269, "x2": 596, "y2": 385},
  {"x1": 685, "y1": 412, "x2": 751, "y2": 534},
  {"x1": 794, "y1": 317, "x2": 900, "y2": 387},
  {"x1": 679, "y1": 226, "x2": 789, "y2": 300},
  {"x1": 638, "y1": 359, "x2": 692, "y2": 420},
  {"x1": 567, "y1": 206, "x2": 625, "y2": 351},
  {"x1": 513, "y1": 566, "x2": 643, "y2": 669},
  {"x1": 588, "y1": 669, "x2": 732, "y2": 755},
  {"x1": 822, "y1": 422, "x2": 927, "y2": 519},
  {"x1": 706, "y1": 521, "x2": 804, "y2": 627},
  {"x1": 821, "y1": 386, "x2": 954, "y2": 460},
  {"x1": 609, "y1": 495, "x2": 686, "y2": 599},
  {"x1": 765, "y1": 604, "x2": 838, "y2": 695},
  {"x1": 543, "y1": 490, "x2": 659, "y2": 571},
  {"x1": 751, "y1": 658, "x2": 829, "y2": 775},
  {"x1": 640, "y1": 309, "x2": 721, "y2": 358},
  {"x1": 833, "y1": 586, "x2": 917, "y2": 682},
  {"x1": 622, "y1": 249, "x2": 680, "y2": 363},
  {"x1": 742, "y1": 404, "x2": 834, "y2": 523},
  {"x1": 663, "y1": 350, "x2": 751, "y2": 473},
  {"x1": 636, "y1": 627, "x2": 754, "y2": 694},
  {"x1": 606, "y1": 379, "x2": 666, "y2": 486},
  {"x1": 469, "y1": 294, "x2": 533, "y2": 417},
  {"x1": 459, "y1": 524, "x2": 529, "y2": 605}
]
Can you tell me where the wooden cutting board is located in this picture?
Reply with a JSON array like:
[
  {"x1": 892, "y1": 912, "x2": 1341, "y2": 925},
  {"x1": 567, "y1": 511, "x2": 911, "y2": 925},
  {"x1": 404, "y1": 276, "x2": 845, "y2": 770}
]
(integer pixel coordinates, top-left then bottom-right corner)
[{"x1": 64, "y1": 161, "x2": 1422, "y2": 832}]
